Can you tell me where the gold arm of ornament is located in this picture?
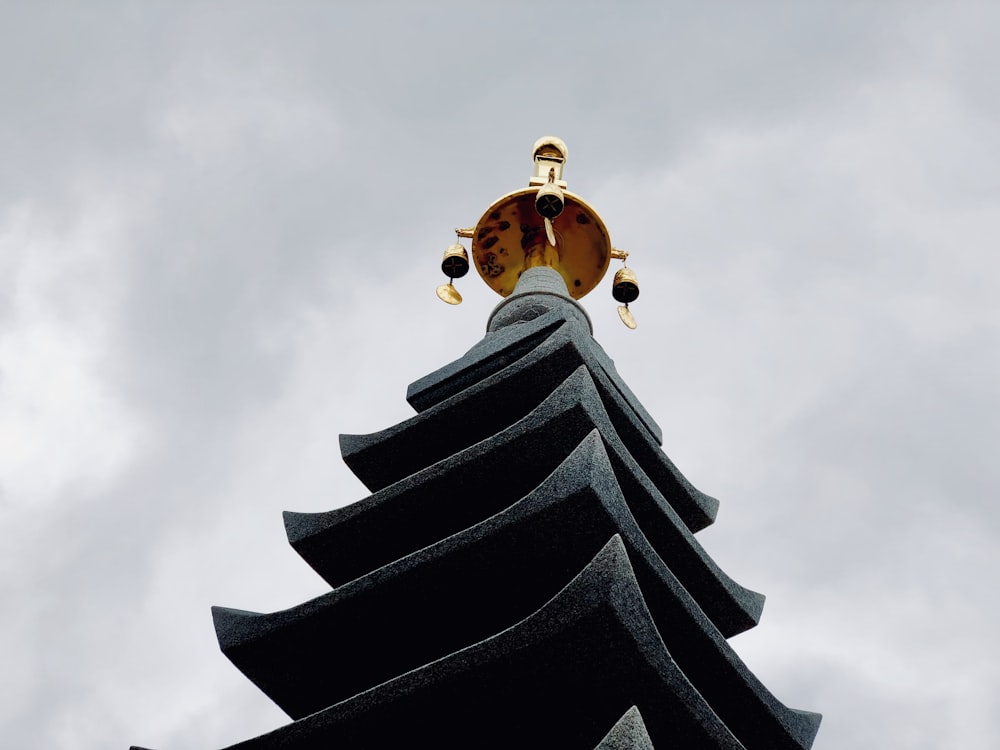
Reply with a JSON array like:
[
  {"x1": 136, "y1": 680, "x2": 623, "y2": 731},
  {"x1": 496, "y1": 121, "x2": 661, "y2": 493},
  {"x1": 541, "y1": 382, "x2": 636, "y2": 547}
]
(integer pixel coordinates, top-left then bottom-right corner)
[
  {"x1": 611, "y1": 247, "x2": 629, "y2": 261},
  {"x1": 455, "y1": 227, "x2": 475, "y2": 239}
]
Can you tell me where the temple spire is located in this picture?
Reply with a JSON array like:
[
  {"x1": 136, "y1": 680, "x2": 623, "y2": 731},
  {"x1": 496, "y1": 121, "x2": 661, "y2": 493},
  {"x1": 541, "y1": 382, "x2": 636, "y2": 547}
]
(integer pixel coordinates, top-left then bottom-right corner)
[{"x1": 131, "y1": 137, "x2": 822, "y2": 750}]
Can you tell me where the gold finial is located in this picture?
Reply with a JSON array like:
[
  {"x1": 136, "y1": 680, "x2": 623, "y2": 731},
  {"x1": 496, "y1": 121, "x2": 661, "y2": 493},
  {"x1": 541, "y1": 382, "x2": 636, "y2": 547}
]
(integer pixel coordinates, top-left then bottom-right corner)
[
  {"x1": 438, "y1": 137, "x2": 641, "y2": 328},
  {"x1": 463, "y1": 137, "x2": 611, "y2": 300},
  {"x1": 529, "y1": 136, "x2": 568, "y2": 187}
]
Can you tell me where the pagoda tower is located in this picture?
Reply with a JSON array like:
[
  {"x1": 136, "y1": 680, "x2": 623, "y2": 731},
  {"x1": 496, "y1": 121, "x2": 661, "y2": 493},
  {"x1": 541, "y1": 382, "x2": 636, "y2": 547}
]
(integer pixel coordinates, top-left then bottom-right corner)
[{"x1": 132, "y1": 138, "x2": 821, "y2": 749}]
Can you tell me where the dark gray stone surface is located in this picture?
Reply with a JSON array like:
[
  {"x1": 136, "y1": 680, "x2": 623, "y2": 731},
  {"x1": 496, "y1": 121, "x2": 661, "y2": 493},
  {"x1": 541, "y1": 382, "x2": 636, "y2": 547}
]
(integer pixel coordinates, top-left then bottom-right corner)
[
  {"x1": 486, "y1": 265, "x2": 594, "y2": 333},
  {"x1": 295, "y1": 366, "x2": 760, "y2": 636},
  {"x1": 344, "y1": 316, "x2": 719, "y2": 534},
  {"x1": 593, "y1": 707, "x2": 655, "y2": 750},
  {"x1": 216, "y1": 536, "x2": 747, "y2": 750},
  {"x1": 342, "y1": 320, "x2": 594, "y2": 492},
  {"x1": 405, "y1": 311, "x2": 565, "y2": 413},
  {"x1": 219, "y1": 433, "x2": 817, "y2": 748},
  {"x1": 136, "y1": 267, "x2": 822, "y2": 748},
  {"x1": 407, "y1": 303, "x2": 664, "y2": 448}
]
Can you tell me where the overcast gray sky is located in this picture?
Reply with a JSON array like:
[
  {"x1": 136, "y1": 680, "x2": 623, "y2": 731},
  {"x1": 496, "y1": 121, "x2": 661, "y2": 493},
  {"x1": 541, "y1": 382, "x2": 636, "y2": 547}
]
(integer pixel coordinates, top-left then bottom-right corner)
[{"x1": 0, "y1": 2, "x2": 997, "y2": 748}]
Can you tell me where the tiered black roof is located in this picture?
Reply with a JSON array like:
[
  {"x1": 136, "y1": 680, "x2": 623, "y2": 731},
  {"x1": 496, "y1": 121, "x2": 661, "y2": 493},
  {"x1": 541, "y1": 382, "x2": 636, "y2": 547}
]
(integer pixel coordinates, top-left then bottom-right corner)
[{"x1": 132, "y1": 267, "x2": 821, "y2": 749}]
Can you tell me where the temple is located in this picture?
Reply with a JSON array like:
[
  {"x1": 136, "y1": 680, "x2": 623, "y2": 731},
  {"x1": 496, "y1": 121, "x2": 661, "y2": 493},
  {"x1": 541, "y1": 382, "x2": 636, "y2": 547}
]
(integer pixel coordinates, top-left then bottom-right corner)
[{"x1": 131, "y1": 138, "x2": 821, "y2": 749}]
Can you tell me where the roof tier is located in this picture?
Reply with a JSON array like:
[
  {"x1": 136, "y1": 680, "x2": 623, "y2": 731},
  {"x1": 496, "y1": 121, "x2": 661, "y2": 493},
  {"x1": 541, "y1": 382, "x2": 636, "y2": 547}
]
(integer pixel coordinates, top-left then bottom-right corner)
[{"x1": 205, "y1": 270, "x2": 820, "y2": 749}]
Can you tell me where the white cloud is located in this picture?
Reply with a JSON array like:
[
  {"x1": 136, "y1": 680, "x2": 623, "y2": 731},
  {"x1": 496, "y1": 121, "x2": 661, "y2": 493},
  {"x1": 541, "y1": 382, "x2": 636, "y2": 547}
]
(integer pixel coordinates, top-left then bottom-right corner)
[
  {"x1": 153, "y1": 57, "x2": 341, "y2": 165},
  {"x1": 0, "y1": 195, "x2": 145, "y2": 509},
  {"x1": 1, "y1": 3, "x2": 997, "y2": 748}
]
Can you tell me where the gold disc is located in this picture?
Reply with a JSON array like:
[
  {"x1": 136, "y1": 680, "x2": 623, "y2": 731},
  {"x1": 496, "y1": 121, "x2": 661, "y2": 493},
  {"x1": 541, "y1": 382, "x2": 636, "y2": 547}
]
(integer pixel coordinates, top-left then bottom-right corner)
[
  {"x1": 436, "y1": 283, "x2": 462, "y2": 305},
  {"x1": 471, "y1": 189, "x2": 612, "y2": 299},
  {"x1": 618, "y1": 305, "x2": 637, "y2": 329}
]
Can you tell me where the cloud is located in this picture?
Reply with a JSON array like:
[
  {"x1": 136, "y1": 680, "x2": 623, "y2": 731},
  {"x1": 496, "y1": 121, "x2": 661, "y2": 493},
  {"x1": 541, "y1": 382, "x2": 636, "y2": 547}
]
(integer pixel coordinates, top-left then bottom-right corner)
[
  {"x1": 0, "y1": 194, "x2": 144, "y2": 508},
  {"x1": 0, "y1": 3, "x2": 997, "y2": 749}
]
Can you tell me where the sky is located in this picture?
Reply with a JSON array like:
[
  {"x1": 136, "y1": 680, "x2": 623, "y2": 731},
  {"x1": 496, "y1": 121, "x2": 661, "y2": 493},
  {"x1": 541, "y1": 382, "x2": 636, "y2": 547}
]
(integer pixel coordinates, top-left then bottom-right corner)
[{"x1": 0, "y1": 2, "x2": 997, "y2": 748}]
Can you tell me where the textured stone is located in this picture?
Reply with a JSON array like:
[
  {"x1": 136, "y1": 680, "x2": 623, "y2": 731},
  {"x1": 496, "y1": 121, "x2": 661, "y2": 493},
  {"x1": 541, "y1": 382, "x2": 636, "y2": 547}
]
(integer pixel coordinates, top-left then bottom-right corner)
[
  {"x1": 220, "y1": 432, "x2": 818, "y2": 748},
  {"x1": 296, "y1": 367, "x2": 759, "y2": 635},
  {"x1": 345, "y1": 316, "x2": 718, "y2": 534},
  {"x1": 405, "y1": 311, "x2": 567, "y2": 413},
  {"x1": 407, "y1": 304, "x2": 663, "y2": 447},
  {"x1": 133, "y1": 268, "x2": 822, "y2": 749},
  {"x1": 593, "y1": 707, "x2": 655, "y2": 750},
  {"x1": 215, "y1": 537, "x2": 746, "y2": 750},
  {"x1": 486, "y1": 265, "x2": 594, "y2": 332}
]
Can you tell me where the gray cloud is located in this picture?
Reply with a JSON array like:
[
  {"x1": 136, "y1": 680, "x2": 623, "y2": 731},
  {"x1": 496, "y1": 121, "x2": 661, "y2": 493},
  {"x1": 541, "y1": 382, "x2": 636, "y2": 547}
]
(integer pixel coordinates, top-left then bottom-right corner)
[{"x1": 0, "y1": 3, "x2": 997, "y2": 748}]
